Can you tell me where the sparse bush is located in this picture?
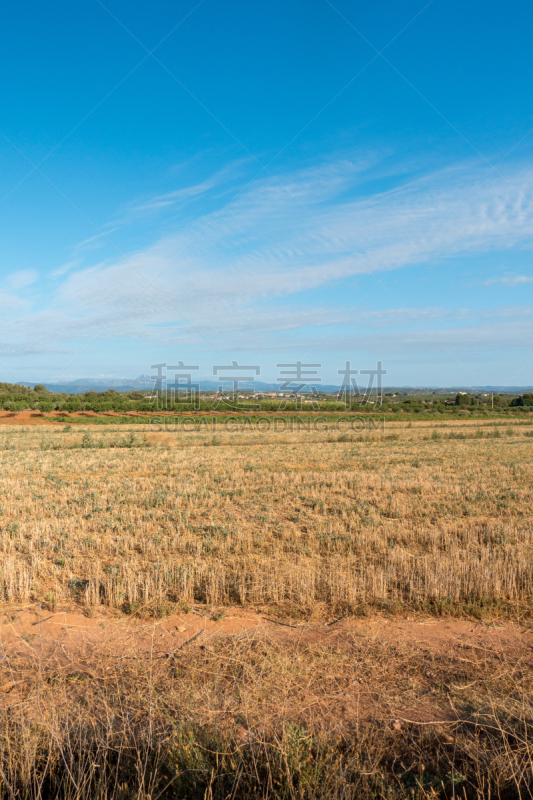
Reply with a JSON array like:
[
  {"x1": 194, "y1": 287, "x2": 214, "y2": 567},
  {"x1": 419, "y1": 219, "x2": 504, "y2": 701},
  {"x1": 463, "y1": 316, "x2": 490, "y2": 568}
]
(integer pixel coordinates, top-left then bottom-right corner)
[{"x1": 81, "y1": 432, "x2": 93, "y2": 448}]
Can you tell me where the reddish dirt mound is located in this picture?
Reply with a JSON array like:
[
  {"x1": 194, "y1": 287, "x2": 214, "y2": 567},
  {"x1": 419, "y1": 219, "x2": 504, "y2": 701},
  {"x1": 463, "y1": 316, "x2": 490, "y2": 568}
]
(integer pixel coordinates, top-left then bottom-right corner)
[
  {"x1": 2, "y1": 606, "x2": 532, "y2": 725},
  {"x1": 2, "y1": 606, "x2": 529, "y2": 669},
  {"x1": 0, "y1": 410, "x2": 55, "y2": 425},
  {"x1": 0, "y1": 605, "x2": 265, "y2": 661}
]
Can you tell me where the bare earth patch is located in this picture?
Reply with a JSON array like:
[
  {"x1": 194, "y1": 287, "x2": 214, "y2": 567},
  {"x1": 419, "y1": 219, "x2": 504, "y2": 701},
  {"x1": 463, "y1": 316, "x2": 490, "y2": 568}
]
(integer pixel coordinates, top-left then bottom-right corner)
[{"x1": 2, "y1": 604, "x2": 532, "y2": 727}]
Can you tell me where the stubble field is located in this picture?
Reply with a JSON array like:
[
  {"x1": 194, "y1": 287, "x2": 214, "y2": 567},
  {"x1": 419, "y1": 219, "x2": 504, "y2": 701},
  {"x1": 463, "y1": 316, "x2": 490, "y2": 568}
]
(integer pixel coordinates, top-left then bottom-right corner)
[
  {"x1": 1, "y1": 417, "x2": 533, "y2": 798},
  {"x1": 0, "y1": 418, "x2": 532, "y2": 615}
]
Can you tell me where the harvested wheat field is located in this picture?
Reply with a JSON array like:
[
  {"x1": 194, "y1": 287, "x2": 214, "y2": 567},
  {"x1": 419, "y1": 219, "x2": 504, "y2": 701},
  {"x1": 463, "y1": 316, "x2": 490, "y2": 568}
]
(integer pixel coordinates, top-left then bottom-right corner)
[{"x1": 1, "y1": 418, "x2": 533, "y2": 798}]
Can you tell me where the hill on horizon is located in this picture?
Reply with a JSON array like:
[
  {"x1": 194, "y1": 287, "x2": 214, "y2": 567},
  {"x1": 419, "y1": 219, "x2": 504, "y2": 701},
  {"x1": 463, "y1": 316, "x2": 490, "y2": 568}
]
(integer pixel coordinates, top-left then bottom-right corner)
[{"x1": 15, "y1": 377, "x2": 533, "y2": 395}]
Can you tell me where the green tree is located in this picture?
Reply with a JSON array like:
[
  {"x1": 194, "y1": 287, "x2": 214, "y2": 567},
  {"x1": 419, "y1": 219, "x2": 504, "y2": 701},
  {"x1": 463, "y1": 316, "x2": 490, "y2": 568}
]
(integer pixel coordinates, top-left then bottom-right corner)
[
  {"x1": 510, "y1": 393, "x2": 533, "y2": 407},
  {"x1": 63, "y1": 397, "x2": 82, "y2": 412}
]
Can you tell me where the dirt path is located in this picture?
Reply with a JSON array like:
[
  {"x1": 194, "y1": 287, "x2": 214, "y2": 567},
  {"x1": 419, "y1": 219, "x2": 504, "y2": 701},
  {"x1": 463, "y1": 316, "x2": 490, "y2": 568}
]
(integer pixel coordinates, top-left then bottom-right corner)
[
  {"x1": 2, "y1": 605, "x2": 529, "y2": 662},
  {"x1": 0, "y1": 605, "x2": 266, "y2": 662},
  {"x1": 2, "y1": 605, "x2": 532, "y2": 727}
]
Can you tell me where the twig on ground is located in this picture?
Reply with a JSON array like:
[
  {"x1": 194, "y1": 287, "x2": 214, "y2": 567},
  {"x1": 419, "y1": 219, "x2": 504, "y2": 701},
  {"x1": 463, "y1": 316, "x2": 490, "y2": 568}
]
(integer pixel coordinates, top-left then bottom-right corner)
[{"x1": 262, "y1": 618, "x2": 298, "y2": 628}]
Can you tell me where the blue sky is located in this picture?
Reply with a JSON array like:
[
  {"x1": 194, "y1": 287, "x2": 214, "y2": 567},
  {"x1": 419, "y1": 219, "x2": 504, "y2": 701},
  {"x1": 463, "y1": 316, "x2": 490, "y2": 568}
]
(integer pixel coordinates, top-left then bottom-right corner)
[{"x1": 1, "y1": 0, "x2": 532, "y2": 386}]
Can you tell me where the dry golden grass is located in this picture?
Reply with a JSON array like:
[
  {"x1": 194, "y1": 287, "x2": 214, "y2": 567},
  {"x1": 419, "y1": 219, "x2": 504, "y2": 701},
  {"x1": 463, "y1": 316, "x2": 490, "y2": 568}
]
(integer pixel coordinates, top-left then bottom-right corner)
[
  {"x1": 2, "y1": 612, "x2": 533, "y2": 798},
  {"x1": 1, "y1": 418, "x2": 533, "y2": 797},
  {"x1": 0, "y1": 418, "x2": 531, "y2": 615}
]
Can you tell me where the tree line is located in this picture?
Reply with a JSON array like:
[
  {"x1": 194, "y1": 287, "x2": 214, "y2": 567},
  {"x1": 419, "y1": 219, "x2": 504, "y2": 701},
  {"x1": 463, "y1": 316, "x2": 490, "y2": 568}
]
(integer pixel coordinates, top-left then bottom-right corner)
[{"x1": 0, "y1": 382, "x2": 532, "y2": 414}]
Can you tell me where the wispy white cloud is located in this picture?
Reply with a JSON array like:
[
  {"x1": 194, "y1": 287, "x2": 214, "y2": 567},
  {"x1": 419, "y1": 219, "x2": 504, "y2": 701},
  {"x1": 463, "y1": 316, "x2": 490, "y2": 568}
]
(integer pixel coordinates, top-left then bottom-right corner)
[
  {"x1": 4, "y1": 154, "x2": 533, "y2": 358},
  {"x1": 0, "y1": 270, "x2": 37, "y2": 315},
  {"x1": 0, "y1": 290, "x2": 28, "y2": 311},
  {"x1": 281, "y1": 318, "x2": 533, "y2": 355},
  {"x1": 5, "y1": 269, "x2": 38, "y2": 290},
  {"x1": 483, "y1": 274, "x2": 533, "y2": 286},
  {"x1": 51, "y1": 259, "x2": 81, "y2": 278},
  {"x1": 74, "y1": 229, "x2": 120, "y2": 254},
  {"x1": 107, "y1": 160, "x2": 252, "y2": 230}
]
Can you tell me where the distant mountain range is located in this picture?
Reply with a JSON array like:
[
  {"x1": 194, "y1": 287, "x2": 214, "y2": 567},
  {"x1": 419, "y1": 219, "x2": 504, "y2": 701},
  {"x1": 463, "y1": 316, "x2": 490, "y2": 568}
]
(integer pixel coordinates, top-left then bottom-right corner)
[
  {"x1": 22, "y1": 376, "x2": 343, "y2": 394},
  {"x1": 17, "y1": 377, "x2": 533, "y2": 395}
]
